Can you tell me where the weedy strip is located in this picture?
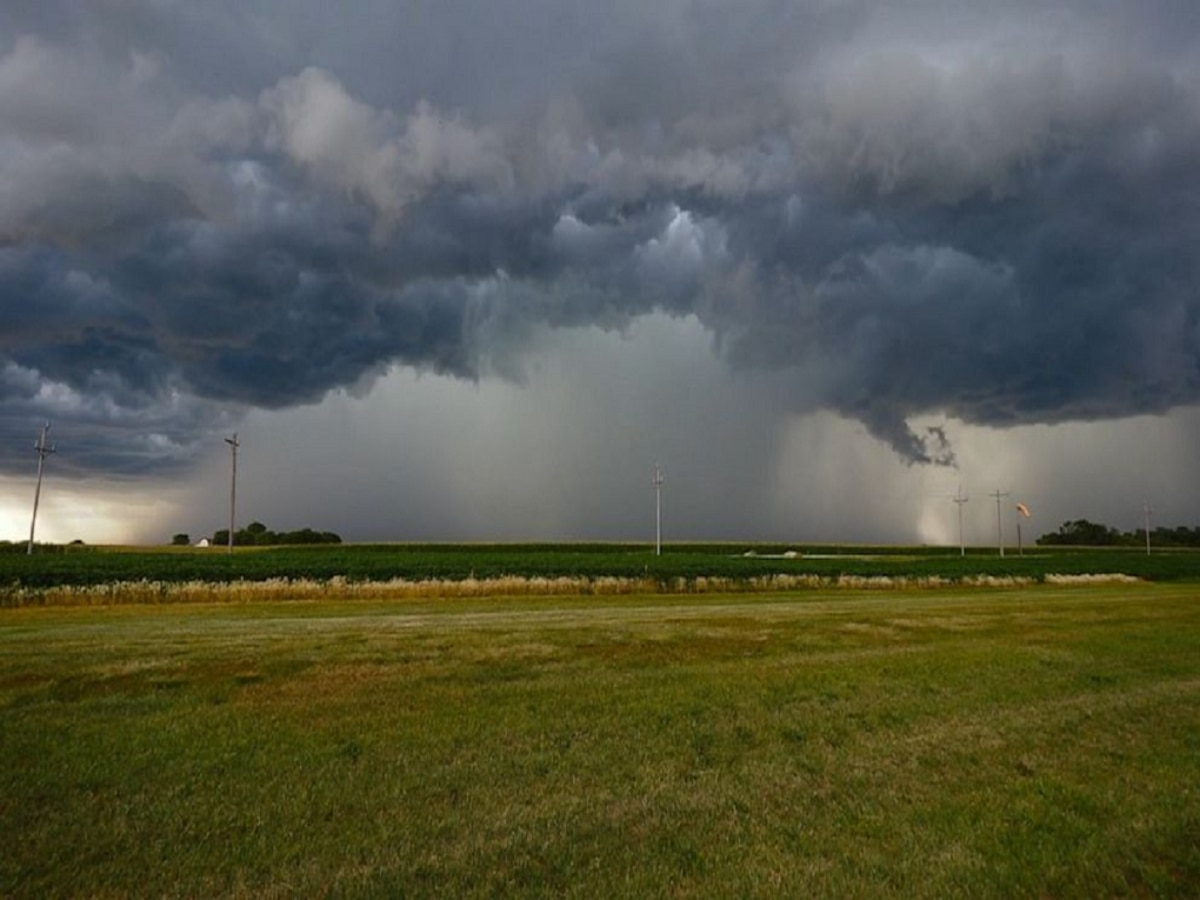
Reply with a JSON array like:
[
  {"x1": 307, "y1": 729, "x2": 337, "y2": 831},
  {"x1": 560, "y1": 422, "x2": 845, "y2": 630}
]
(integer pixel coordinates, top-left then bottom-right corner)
[{"x1": 0, "y1": 572, "x2": 1145, "y2": 607}]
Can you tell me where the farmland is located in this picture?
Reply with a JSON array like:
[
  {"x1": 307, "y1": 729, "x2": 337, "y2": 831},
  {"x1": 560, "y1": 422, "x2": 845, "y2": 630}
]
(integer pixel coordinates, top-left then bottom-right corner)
[
  {"x1": 1, "y1": 581, "x2": 1197, "y2": 897},
  {"x1": 4, "y1": 542, "x2": 1200, "y2": 604}
]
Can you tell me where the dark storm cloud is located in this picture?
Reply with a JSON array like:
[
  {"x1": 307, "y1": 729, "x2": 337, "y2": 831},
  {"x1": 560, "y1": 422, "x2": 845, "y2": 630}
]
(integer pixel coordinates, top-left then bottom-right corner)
[{"x1": 1, "y1": 1, "x2": 1199, "y2": 475}]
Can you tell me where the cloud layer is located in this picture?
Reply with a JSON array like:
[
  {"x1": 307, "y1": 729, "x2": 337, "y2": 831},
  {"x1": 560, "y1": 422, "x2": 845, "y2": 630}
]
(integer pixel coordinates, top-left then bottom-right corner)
[{"x1": 2, "y1": 1, "x2": 1199, "y2": 479}]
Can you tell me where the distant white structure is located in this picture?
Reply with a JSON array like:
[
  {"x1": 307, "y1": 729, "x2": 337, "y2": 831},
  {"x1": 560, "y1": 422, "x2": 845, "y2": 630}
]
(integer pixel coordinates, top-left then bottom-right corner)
[{"x1": 195, "y1": 538, "x2": 210, "y2": 548}]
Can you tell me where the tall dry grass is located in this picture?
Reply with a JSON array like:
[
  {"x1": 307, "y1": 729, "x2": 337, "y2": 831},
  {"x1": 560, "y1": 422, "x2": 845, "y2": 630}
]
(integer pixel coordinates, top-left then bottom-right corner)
[{"x1": 0, "y1": 571, "x2": 1142, "y2": 607}]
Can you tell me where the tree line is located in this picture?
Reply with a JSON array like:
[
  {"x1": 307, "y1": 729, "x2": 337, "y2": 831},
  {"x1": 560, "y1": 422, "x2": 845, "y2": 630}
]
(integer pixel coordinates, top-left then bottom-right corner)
[
  {"x1": 170, "y1": 521, "x2": 342, "y2": 547},
  {"x1": 1037, "y1": 519, "x2": 1200, "y2": 548}
]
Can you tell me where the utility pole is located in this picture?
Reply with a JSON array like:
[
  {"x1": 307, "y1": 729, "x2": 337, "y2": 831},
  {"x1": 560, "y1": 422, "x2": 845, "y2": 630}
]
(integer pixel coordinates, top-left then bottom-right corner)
[
  {"x1": 225, "y1": 433, "x2": 239, "y2": 555},
  {"x1": 952, "y1": 485, "x2": 969, "y2": 556},
  {"x1": 1143, "y1": 501, "x2": 1153, "y2": 556},
  {"x1": 990, "y1": 489, "x2": 1010, "y2": 557},
  {"x1": 27, "y1": 422, "x2": 55, "y2": 555},
  {"x1": 653, "y1": 463, "x2": 664, "y2": 556},
  {"x1": 1016, "y1": 503, "x2": 1031, "y2": 557}
]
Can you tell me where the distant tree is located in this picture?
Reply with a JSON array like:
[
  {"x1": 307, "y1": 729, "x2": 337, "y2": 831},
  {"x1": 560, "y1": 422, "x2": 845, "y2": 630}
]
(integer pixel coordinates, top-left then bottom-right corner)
[
  {"x1": 1151, "y1": 525, "x2": 1200, "y2": 547},
  {"x1": 1117, "y1": 525, "x2": 1200, "y2": 549},
  {"x1": 1037, "y1": 519, "x2": 1200, "y2": 548},
  {"x1": 212, "y1": 522, "x2": 341, "y2": 546},
  {"x1": 1037, "y1": 519, "x2": 1130, "y2": 546},
  {"x1": 237, "y1": 521, "x2": 269, "y2": 546},
  {"x1": 278, "y1": 528, "x2": 316, "y2": 545},
  {"x1": 171, "y1": 533, "x2": 190, "y2": 546},
  {"x1": 276, "y1": 527, "x2": 343, "y2": 545}
]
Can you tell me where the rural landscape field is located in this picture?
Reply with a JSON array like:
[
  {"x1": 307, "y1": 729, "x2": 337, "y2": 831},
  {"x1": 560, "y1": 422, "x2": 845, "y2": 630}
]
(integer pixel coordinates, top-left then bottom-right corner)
[
  {"x1": 1, "y1": 544, "x2": 1197, "y2": 897},
  {"x1": 6, "y1": 0, "x2": 1200, "y2": 896}
]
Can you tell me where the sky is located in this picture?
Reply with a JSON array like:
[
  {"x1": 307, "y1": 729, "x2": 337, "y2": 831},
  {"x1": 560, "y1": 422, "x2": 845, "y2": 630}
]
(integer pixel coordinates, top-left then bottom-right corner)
[{"x1": 1, "y1": 0, "x2": 1199, "y2": 546}]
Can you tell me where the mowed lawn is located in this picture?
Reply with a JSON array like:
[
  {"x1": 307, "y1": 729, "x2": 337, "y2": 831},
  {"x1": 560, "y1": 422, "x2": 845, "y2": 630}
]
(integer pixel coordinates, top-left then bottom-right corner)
[{"x1": 1, "y1": 584, "x2": 1197, "y2": 897}]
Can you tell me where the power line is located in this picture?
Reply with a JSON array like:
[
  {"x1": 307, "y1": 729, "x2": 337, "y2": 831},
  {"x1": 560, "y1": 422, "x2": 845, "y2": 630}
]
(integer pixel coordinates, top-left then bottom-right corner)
[{"x1": 27, "y1": 422, "x2": 56, "y2": 555}]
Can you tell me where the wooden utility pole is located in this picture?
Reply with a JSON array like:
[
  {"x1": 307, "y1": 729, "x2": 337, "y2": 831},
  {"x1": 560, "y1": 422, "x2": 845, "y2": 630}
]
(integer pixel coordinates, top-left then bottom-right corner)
[
  {"x1": 953, "y1": 485, "x2": 969, "y2": 556},
  {"x1": 225, "y1": 433, "x2": 239, "y2": 555},
  {"x1": 27, "y1": 422, "x2": 55, "y2": 555},
  {"x1": 990, "y1": 489, "x2": 1010, "y2": 557},
  {"x1": 1016, "y1": 503, "x2": 1031, "y2": 556},
  {"x1": 653, "y1": 464, "x2": 664, "y2": 556}
]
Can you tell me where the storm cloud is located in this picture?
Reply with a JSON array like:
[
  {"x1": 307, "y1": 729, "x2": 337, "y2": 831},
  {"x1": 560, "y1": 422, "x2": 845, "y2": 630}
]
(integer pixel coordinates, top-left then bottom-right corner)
[{"x1": 2, "y1": 1, "x2": 1199, "y2": 481}]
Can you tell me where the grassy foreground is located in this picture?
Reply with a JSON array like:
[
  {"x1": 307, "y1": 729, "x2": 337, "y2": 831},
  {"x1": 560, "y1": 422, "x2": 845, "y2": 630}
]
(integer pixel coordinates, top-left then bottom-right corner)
[{"x1": 1, "y1": 584, "x2": 1198, "y2": 897}]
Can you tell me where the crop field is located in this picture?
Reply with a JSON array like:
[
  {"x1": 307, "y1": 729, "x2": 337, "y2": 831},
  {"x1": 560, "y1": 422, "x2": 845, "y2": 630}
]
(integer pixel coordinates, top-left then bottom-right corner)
[
  {"x1": 1, "y1": 580, "x2": 1197, "y2": 897},
  {"x1": 5, "y1": 542, "x2": 1200, "y2": 604}
]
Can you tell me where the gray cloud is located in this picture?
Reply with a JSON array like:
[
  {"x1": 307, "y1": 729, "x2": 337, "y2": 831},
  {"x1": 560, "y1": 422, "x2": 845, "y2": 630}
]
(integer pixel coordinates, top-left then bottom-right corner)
[{"x1": 1, "y1": 1, "x2": 1199, "y2": 483}]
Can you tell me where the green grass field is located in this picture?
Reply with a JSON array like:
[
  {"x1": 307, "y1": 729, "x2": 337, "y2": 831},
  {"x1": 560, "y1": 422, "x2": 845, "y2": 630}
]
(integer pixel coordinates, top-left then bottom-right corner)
[{"x1": 2, "y1": 583, "x2": 1197, "y2": 897}]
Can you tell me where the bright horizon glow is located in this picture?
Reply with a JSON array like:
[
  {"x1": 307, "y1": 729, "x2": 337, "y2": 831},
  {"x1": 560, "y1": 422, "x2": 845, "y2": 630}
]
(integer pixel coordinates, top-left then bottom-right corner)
[{"x1": 0, "y1": 477, "x2": 181, "y2": 546}]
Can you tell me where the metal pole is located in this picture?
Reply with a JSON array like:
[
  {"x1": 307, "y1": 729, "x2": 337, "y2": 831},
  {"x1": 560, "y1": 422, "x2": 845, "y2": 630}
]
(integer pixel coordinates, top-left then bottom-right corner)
[
  {"x1": 953, "y1": 486, "x2": 968, "y2": 557},
  {"x1": 1144, "y1": 502, "x2": 1152, "y2": 556},
  {"x1": 27, "y1": 422, "x2": 55, "y2": 555},
  {"x1": 225, "y1": 433, "x2": 239, "y2": 555},
  {"x1": 990, "y1": 490, "x2": 1009, "y2": 557},
  {"x1": 997, "y1": 495, "x2": 1004, "y2": 558},
  {"x1": 653, "y1": 464, "x2": 663, "y2": 556}
]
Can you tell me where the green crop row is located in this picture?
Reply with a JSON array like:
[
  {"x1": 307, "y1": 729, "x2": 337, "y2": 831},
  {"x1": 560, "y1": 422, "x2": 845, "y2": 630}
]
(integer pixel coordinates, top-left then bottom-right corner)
[{"x1": 3, "y1": 542, "x2": 1200, "y2": 594}]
